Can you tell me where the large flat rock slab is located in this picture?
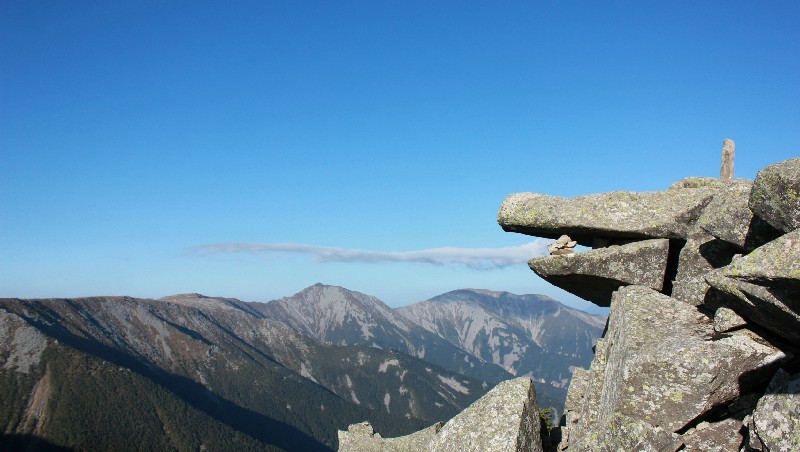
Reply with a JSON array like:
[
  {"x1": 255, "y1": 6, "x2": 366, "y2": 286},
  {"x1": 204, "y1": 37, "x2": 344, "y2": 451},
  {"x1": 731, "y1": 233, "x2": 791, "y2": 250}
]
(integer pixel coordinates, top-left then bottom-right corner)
[
  {"x1": 705, "y1": 229, "x2": 800, "y2": 343},
  {"x1": 750, "y1": 157, "x2": 800, "y2": 233},
  {"x1": 528, "y1": 239, "x2": 669, "y2": 307},
  {"x1": 498, "y1": 188, "x2": 716, "y2": 245}
]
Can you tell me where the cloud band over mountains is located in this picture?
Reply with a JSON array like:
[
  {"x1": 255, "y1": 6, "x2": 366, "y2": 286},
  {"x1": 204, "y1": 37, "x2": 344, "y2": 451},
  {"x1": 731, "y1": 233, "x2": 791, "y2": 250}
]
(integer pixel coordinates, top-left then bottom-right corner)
[{"x1": 192, "y1": 240, "x2": 549, "y2": 270}]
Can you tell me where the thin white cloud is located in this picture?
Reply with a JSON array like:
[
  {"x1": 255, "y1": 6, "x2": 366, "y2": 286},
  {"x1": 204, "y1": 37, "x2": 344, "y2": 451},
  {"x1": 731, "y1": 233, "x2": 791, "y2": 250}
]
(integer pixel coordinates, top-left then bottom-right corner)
[{"x1": 191, "y1": 240, "x2": 549, "y2": 270}]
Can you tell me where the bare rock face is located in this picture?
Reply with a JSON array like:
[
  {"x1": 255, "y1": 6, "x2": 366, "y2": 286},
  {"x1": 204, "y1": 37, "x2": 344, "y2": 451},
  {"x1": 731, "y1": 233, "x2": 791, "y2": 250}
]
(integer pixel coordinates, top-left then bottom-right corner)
[
  {"x1": 490, "y1": 156, "x2": 800, "y2": 450},
  {"x1": 681, "y1": 418, "x2": 744, "y2": 452},
  {"x1": 671, "y1": 229, "x2": 741, "y2": 306},
  {"x1": 697, "y1": 179, "x2": 782, "y2": 251},
  {"x1": 705, "y1": 228, "x2": 800, "y2": 344},
  {"x1": 750, "y1": 369, "x2": 800, "y2": 451},
  {"x1": 528, "y1": 239, "x2": 669, "y2": 307},
  {"x1": 750, "y1": 157, "x2": 800, "y2": 233},
  {"x1": 713, "y1": 306, "x2": 747, "y2": 333},
  {"x1": 498, "y1": 188, "x2": 716, "y2": 246},
  {"x1": 563, "y1": 286, "x2": 784, "y2": 446},
  {"x1": 338, "y1": 377, "x2": 543, "y2": 452}
]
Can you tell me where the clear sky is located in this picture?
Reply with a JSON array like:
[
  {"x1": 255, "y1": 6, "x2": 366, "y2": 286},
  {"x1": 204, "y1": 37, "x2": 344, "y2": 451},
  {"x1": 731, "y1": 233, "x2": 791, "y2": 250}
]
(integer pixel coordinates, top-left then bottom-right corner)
[{"x1": 2, "y1": 1, "x2": 798, "y2": 313}]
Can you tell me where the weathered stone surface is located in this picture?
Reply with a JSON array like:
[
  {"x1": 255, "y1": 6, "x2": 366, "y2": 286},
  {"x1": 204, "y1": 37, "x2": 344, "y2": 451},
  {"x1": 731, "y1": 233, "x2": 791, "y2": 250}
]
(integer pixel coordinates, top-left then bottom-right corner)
[
  {"x1": 558, "y1": 367, "x2": 589, "y2": 450},
  {"x1": 498, "y1": 188, "x2": 717, "y2": 246},
  {"x1": 669, "y1": 177, "x2": 723, "y2": 190},
  {"x1": 705, "y1": 229, "x2": 800, "y2": 343},
  {"x1": 559, "y1": 286, "x2": 785, "y2": 448},
  {"x1": 671, "y1": 230, "x2": 739, "y2": 306},
  {"x1": 680, "y1": 418, "x2": 743, "y2": 451},
  {"x1": 338, "y1": 421, "x2": 442, "y2": 452},
  {"x1": 751, "y1": 369, "x2": 800, "y2": 451},
  {"x1": 568, "y1": 413, "x2": 680, "y2": 451},
  {"x1": 338, "y1": 377, "x2": 543, "y2": 452},
  {"x1": 713, "y1": 306, "x2": 747, "y2": 333},
  {"x1": 697, "y1": 179, "x2": 782, "y2": 251},
  {"x1": 528, "y1": 239, "x2": 669, "y2": 307},
  {"x1": 428, "y1": 377, "x2": 541, "y2": 452},
  {"x1": 750, "y1": 157, "x2": 800, "y2": 233},
  {"x1": 720, "y1": 138, "x2": 735, "y2": 182}
]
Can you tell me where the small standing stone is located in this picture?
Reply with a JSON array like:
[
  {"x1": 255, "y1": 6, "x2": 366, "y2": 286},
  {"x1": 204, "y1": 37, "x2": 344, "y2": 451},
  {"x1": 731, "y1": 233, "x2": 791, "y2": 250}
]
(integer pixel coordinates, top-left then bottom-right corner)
[{"x1": 721, "y1": 138, "x2": 735, "y2": 182}]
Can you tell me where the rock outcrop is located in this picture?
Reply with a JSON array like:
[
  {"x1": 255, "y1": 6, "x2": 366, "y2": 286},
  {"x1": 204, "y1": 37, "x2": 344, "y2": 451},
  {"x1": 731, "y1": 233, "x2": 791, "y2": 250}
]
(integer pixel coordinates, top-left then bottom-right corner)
[
  {"x1": 338, "y1": 377, "x2": 542, "y2": 452},
  {"x1": 497, "y1": 154, "x2": 800, "y2": 450},
  {"x1": 338, "y1": 154, "x2": 800, "y2": 451}
]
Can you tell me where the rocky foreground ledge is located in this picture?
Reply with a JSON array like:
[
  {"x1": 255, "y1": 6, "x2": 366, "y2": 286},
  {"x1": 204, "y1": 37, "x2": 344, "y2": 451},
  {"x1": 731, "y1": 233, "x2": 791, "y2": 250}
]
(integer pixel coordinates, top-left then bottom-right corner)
[
  {"x1": 338, "y1": 377, "x2": 542, "y2": 452},
  {"x1": 338, "y1": 154, "x2": 800, "y2": 451},
  {"x1": 500, "y1": 156, "x2": 800, "y2": 450}
]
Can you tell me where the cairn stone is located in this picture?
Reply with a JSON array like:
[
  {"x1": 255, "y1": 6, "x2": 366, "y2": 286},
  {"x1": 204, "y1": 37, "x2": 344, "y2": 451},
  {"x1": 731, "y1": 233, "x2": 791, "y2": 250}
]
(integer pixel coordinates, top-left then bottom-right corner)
[{"x1": 547, "y1": 235, "x2": 577, "y2": 255}]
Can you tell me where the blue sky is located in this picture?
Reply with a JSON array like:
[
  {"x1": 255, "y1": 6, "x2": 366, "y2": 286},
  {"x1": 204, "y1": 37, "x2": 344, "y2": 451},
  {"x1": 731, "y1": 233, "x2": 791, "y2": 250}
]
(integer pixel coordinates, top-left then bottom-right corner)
[{"x1": 2, "y1": 1, "x2": 798, "y2": 313}]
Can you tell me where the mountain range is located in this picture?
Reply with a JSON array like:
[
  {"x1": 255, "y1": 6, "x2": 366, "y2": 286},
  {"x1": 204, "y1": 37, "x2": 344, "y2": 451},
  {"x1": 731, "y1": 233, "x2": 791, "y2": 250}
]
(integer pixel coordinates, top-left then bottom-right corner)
[{"x1": 0, "y1": 284, "x2": 604, "y2": 451}]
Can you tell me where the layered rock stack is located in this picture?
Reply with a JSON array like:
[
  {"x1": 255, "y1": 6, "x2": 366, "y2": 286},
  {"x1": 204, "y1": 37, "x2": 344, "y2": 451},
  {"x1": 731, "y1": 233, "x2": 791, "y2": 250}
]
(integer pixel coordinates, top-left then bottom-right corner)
[{"x1": 498, "y1": 156, "x2": 800, "y2": 450}]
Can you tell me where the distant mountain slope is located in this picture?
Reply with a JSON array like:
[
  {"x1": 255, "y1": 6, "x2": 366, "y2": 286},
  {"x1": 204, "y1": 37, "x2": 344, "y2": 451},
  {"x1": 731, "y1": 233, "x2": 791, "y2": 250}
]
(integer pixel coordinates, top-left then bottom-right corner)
[
  {"x1": 256, "y1": 284, "x2": 512, "y2": 384},
  {"x1": 0, "y1": 295, "x2": 485, "y2": 451},
  {"x1": 397, "y1": 289, "x2": 606, "y2": 412}
]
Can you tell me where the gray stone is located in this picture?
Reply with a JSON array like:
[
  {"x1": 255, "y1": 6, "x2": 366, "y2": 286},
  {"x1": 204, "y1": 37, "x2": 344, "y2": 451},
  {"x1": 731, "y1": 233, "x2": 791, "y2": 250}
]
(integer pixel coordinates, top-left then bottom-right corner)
[
  {"x1": 705, "y1": 229, "x2": 800, "y2": 343},
  {"x1": 671, "y1": 230, "x2": 740, "y2": 306},
  {"x1": 697, "y1": 179, "x2": 781, "y2": 251},
  {"x1": 498, "y1": 188, "x2": 717, "y2": 246},
  {"x1": 751, "y1": 369, "x2": 800, "y2": 451},
  {"x1": 669, "y1": 177, "x2": 723, "y2": 190},
  {"x1": 750, "y1": 157, "x2": 800, "y2": 233},
  {"x1": 338, "y1": 377, "x2": 543, "y2": 452},
  {"x1": 560, "y1": 286, "x2": 784, "y2": 447},
  {"x1": 721, "y1": 138, "x2": 735, "y2": 182},
  {"x1": 559, "y1": 367, "x2": 589, "y2": 450},
  {"x1": 547, "y1": 235, "x2": 578, "y2": 255},
  {"x1": 338, "y1": 421, "x2": 442, "y2": 452},
  {"x1": 681, "y1": 418, "x2": 743, "y2": 451},
  {"x1": 713, "y1": 307, "x2": 747, "y2": 333},
  {"x1": 528, "y1": 239, "x2": 670, "y2": 307},
  {"x1": 568, "y1": 413, "x2": 680, "y2": 451}
]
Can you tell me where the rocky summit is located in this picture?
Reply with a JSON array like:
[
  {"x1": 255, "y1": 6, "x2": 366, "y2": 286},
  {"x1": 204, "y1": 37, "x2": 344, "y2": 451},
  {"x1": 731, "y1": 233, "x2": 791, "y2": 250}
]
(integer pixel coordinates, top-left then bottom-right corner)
[
  {"x1": 499, "y1": 154, "x2": 800, "y2": 450},
  {"x1": 340, "y1": 153, "x2": 800, "y2": 451}
]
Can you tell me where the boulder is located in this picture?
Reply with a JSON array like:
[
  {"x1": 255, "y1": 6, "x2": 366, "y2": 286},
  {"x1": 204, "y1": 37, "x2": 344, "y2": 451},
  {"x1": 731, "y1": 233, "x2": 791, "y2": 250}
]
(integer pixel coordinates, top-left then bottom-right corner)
[
  {"x1": 338, "y1": 377, "x2": 543, "y2": 452},
  {"x1": 671, "y1": 230, "x2": 740, "y2": 306},
  {"x1": 680, "y1": 418, "x2": 744, "y2": 451},
  {"x1": 750, "y1": 157, "x2": 800, "y2": 233},
  {"x1": 498, "y1": 188, "x2": 717, "y2": 246},
  {"x1": 568, "y1": 413, "x2": 680, "y2": 451},
  {"x1": 697, "y1": 179, "x2": 782, "y2": 251},
  {"x1": 559, "y1": 286, "x2": 785, "y2": 448},
  {"x1": 705, "y1": 229, "x2": 800, "y2": 343},
  {"x1": 712, "y1": 307, "x2": 747, "y2": 333},
  {"x1": 338, "y1": 422, "x2": 442, "y2": 452},
  {"x1": 750, "y1": 369, "x2": 800, "y2": 451},
  {"x1": 528, "y1": 239, "x2": 669, "y2": 307}
]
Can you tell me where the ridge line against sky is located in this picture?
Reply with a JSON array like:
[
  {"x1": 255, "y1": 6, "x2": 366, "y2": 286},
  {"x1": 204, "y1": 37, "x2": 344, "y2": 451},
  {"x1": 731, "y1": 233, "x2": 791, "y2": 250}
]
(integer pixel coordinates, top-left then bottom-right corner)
[
  {"x1": 1, "y1": 1, "x2": 798, "y2": 314},
  {"x1": 191, "y1": 240, "x2": 549, "y2": 270}
]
